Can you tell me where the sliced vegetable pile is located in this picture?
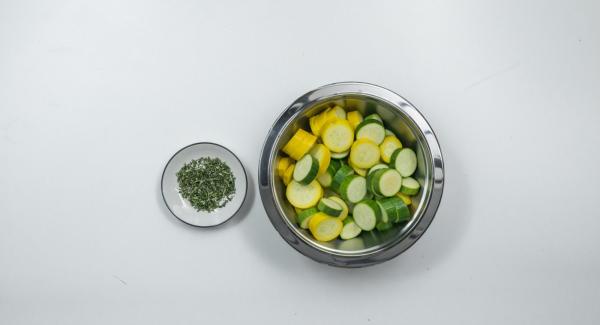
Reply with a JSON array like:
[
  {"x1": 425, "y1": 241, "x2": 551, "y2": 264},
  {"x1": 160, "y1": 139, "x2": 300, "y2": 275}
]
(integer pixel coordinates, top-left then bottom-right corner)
[{"x1": 276, "y1": 105, "x2": 421, "y2": 242}]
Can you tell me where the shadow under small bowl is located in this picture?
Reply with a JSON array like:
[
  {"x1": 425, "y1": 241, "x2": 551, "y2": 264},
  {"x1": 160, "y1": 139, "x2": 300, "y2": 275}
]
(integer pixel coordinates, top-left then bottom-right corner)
[
  {"x1": 161, "y1": 142, "x2": 248, "y2": 228},
  {"x1": 259, "y1": 82, "x2": 444, "y2": 267}
]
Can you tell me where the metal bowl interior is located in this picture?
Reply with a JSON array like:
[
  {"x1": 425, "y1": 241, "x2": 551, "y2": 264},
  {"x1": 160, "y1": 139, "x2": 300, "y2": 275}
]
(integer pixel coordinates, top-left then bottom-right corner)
[{"x1": 259, "y1": 82, "x2": 443, "y2": 267}]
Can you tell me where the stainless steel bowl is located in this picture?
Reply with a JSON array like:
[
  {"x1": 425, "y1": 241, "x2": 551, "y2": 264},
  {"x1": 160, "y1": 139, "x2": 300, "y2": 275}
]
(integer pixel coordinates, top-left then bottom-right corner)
[{"x1": 259, "y1": 82, "x2": 444, "y2": 267}]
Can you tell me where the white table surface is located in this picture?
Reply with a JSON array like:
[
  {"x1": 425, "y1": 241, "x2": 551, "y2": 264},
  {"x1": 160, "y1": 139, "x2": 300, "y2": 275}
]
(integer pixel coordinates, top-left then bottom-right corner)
[{"x1": 1, "y1": 1, "x2": 599, "y2": 324}]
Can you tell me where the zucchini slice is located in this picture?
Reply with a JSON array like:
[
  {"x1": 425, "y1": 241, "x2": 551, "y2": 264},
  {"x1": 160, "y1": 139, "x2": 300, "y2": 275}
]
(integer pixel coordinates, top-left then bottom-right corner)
[
  {"x1": 355, "y1": 119, "x2": 385, "y2": 145},
  {"x1": 376, "y1": 201, "x2": 390, "y2": 224},
  {"x1": 366, "y1": 164, "x2": 388, "y2": 194},
  {"x1": 317, "y1": 197, "x2": 344, "y2": 217},
  {"x1": 339, "y1": 175, "x2": 367, "y2": 204},
  {"x1": 352, "y1": 200, "x2": 381, "y2": 231},
  {"x1": 378, "y1": 197, "x2": 409, "y2": 223},
  {"x1": 330, "y1": 150, "x2": 350, "y2": 159},
  {"x1": 390, "y1": 148, "x2": 417, "y2": 177},
  {"x1": 292, "y1": 154, "x2": 319, "y2": 185},
  {"x1": 400, "y1": 177, "x2": 421, "y2": 196},
  {"x1": 340, "y1": 217, "x2": 362, "y2": 240},
  {"x1": 316, "y1": 162, "x2": 336, "y2": 187},
  {"x1": 370, "y1": 168, "x2": 402, "y2": 197},
  {"x1": 328, "y1": 196, "x2": 349, "y2": 220},
  {"x1": 329, "y1": 158, "x2": 342, "y2": 171},
  {"x1": 368, "y1": 163, "x2": 388, "y2": 175},
  {"x1": 364, "y1": 113, "x2": 382, "y2": 122}
]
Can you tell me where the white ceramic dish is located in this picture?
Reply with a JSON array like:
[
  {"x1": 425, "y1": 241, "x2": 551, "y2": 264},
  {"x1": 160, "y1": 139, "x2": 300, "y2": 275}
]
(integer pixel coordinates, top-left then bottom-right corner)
[{"x1": 161, "y1": 142, "x2": 247, "y2": 227}]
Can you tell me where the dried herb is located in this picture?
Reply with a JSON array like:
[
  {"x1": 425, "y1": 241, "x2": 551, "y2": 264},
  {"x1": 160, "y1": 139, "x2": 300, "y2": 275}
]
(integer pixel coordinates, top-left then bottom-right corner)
[{"x1": 176, "y1": 157, "x2": 236, "y2": 212}]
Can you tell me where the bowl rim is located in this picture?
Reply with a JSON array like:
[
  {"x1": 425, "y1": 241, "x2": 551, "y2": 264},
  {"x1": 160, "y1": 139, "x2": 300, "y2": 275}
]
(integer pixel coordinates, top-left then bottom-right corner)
[
  {"x1": 161, "y1": 141, "x2": 248, "y2": 228},
  {"x1": 259, "y1": 82, "x2": 445, "y2": 267}
]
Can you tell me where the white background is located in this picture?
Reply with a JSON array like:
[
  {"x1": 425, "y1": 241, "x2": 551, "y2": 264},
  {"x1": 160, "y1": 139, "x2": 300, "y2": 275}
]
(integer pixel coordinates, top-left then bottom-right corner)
[{"x1": 1, "y1": 0, "x2": 599, "y2": 324}]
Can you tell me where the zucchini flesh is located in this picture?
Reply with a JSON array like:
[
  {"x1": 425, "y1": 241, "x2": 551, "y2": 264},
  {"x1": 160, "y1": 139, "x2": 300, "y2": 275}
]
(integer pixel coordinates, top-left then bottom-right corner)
[
  {"x1": 292, "y1": 154, "x2": 319, "y2": 185},
  {"x1": 356, "y1": 119, "x2": 385, "y2": 144},
  {"x1": 352, "y1": 200, "x2": 381, "y2": 231},
  {"x1": 376, "y1": 201, "x2": 389, "y2": 223},
  {"x1": 317, "y1": 197, "x2": 343, "y2": 217},
  {"x1": 366, "y1": 164, "x2": 388, "y2": 190},
  {"x1": 368, "y1": 163, "x2": 388, "y2": 175},
  {"x1": 391, "y1": 148, "x2": 417, "y2": 177},
  {"x1": 328, "y1": 196, "x2": 349, "y2": 220},
  {"x1": 339, "y1": 175, "x2": 367, "y2": 203},
  {"x1": 400, "y1": 177, "x2": 420, "y2": 195},
  {"x1": 330, "y1": 150, "x2": 349, "y2": 159},
  {"x1": 372, "y1": 168, "x2": 402, "y2": 197},
  {"x1": 340, "y1": 217, "x2": 362, "y2": 240}
]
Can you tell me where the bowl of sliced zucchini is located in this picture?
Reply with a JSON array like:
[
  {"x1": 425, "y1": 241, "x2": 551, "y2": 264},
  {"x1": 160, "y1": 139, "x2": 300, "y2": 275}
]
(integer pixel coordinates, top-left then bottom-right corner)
[{"x1": 258, "y1": 82, "x2": 444, "y2": 267}]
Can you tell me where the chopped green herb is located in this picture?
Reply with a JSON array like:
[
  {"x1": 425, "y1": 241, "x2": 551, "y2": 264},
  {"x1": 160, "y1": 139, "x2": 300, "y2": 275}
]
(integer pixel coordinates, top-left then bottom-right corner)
[{"x1": 176, "y1": 157, "x2": 236, "y2": 212}]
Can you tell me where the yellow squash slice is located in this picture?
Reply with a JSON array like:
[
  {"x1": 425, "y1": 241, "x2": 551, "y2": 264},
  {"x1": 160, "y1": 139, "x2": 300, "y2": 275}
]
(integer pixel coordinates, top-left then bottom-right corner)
[
  {"x1": 308, "y1": 212, "x2": 343, "y2": 242},
  {"x1": 321, "y1": 119, "x2": 354, "y2": 153},
  {"x1": 349, "y1": 139, "x2": 381, "y2": 169},
  {"x1": 282, "y1": 129, "x2": 317, "y2": 160},
  {"x1": 285, "y1": 180, "x2": 323, "y2": 209}
]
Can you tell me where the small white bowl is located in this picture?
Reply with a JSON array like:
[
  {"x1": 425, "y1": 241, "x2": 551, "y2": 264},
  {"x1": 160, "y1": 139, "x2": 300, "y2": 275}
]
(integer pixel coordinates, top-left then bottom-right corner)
[{"x1": 161, "y1": 142, "x2": 248, "y2": 227}]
